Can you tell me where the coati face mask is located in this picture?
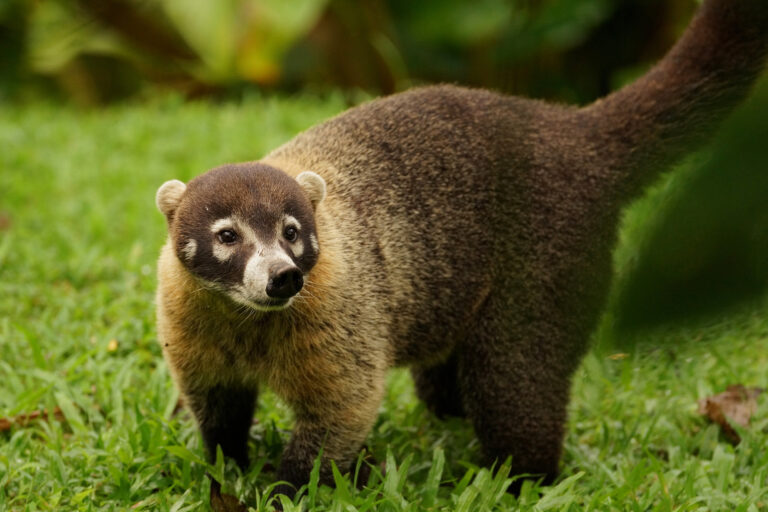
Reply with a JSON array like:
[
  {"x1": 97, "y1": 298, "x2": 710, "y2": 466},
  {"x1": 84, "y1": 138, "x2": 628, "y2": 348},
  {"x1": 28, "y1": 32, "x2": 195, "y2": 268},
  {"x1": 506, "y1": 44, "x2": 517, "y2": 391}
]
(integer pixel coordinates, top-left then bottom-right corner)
[{"x1": 156, "y1": 163, "x2": 326, "y2": 312}]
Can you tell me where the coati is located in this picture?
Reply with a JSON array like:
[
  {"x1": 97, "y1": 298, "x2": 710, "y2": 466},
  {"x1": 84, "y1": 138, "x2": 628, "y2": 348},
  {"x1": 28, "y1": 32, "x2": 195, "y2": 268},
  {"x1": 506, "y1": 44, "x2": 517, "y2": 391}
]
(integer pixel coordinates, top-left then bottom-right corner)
[{"x1": 155, "y1": 0, "x2": 768, "y2": 501}]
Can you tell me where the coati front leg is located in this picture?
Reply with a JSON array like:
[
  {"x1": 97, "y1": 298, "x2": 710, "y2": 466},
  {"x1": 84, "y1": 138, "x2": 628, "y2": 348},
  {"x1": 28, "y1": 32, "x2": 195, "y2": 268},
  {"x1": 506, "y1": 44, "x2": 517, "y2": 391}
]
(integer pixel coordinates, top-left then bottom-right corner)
[
  {"x1": 271, "y1": 363, "x2": 388, "y2": 499},
  {"x1": 183, "y1": 383, "x2": 257, "y2": 469}
]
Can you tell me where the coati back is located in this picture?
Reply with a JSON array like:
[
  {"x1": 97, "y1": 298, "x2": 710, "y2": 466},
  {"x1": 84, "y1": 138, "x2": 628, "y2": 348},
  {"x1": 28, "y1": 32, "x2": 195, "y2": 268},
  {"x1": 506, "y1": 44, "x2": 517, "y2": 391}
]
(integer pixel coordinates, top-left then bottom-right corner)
[{"x1": 155, "y1": 0, "x2": 768, "y2": 501}]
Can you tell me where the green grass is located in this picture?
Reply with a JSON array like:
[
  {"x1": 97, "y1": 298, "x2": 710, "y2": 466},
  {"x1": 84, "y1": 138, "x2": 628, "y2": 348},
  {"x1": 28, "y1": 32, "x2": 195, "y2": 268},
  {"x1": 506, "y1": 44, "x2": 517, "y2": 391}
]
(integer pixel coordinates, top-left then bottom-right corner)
[{"x1": 1, "y1": 96, "x2": 767, "y2": 511}]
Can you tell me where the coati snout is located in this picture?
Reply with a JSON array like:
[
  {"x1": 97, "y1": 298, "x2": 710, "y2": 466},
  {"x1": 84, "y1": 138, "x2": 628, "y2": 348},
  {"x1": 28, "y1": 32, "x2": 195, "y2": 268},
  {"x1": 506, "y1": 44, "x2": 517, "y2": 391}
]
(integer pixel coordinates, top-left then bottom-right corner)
[{"x1": 155, "y1": 163, "x2": 325, "y2": 311}]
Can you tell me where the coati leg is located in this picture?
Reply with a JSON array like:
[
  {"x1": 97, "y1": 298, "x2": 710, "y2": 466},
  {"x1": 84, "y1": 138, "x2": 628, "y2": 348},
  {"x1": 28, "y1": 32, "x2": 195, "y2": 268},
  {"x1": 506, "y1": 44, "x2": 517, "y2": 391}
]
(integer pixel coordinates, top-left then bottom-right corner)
[
  {"x1": 411, "y1": 351, "x2": 466, "y2": 418},
  {"x1": 183, "y1": 384, "x2": 257, "y2": 469},
  {"x1": 271, "y1": 422, "x2": 333, "y2": 499},
  {"x1": 458, "y1": 291, "x2": 588, "y2": 490},
  {"x1": 271, "y1": 365, "x2": 388, "y2": 499},
  {"x1": 271, "y1": 415, "x2": 379, "y2": 500}
]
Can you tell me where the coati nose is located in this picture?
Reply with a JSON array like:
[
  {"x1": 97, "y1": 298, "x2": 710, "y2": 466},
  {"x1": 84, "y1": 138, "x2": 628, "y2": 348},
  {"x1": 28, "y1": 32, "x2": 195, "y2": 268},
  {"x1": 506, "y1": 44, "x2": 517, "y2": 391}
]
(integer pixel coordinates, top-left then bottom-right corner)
[{"x1": 266, "y1": 265, "x2": 303, "y2": 299}]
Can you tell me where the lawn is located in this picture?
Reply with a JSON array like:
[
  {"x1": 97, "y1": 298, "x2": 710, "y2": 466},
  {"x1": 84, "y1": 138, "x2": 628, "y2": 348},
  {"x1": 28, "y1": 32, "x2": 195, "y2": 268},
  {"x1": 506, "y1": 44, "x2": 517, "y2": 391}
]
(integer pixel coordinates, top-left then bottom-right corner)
[{"x1": 1, "y1": 96, "x2": 767, "y2": 511}]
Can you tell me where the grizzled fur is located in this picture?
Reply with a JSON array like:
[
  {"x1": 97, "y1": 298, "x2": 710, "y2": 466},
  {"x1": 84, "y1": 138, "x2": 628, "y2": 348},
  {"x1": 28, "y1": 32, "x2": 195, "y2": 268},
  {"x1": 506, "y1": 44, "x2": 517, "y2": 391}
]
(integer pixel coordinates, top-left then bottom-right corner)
[{"x1": 156, "y1": 0, "x2": 768, "y2": 499}]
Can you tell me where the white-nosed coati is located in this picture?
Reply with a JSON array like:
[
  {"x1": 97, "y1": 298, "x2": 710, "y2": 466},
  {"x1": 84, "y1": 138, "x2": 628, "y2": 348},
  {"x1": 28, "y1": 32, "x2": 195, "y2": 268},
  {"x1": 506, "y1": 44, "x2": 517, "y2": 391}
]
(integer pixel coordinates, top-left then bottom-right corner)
[{"x1": 155, "y1": 0, "x2": 768, "y2": 502}]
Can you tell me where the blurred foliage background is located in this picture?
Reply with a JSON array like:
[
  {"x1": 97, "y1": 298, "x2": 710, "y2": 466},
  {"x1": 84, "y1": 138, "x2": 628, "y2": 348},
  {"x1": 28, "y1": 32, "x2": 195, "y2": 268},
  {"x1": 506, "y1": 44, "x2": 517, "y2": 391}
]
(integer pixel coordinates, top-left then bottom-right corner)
[
  {"x1": 1, "y1": 0, "x2": 694, "y2": 105},
  {"x1": 1, "y1": 0, "x2": 767, "y2": 335}
]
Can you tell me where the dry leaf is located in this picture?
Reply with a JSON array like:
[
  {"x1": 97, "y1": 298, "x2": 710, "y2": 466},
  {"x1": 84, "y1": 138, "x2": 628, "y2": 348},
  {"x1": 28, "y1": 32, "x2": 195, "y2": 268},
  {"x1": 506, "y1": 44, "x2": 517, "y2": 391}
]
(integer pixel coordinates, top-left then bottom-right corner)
[
  {"x1": 0, "y1": 407, "x2": 65, "y2": 432},
  {"x1": 210, "y1": 478, "x2": 248, "y2": 512},
  {"x1": 608, "y1": 353, "x2": 629, "y2": 360},
  {"x1": 0, "y1": 211, "x2": 11, "y2": 231},
  {"x1": 697, "y1": 384, "x2": 763, "y2": 445}
]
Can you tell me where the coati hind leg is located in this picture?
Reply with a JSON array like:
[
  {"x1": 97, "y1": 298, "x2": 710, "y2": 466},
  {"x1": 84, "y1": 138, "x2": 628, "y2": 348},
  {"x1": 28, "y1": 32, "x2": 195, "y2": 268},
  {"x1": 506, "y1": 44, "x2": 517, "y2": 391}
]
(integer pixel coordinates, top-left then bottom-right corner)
[
  {"x1": 411, "y1": 351, "x2": 466, "y2": 418},
  {"x1": 183, "y1": 384, "x2": 257, "y2": 470},
  {"x1": 457, "y1": 290, "x2": 590, "y2": 490}
]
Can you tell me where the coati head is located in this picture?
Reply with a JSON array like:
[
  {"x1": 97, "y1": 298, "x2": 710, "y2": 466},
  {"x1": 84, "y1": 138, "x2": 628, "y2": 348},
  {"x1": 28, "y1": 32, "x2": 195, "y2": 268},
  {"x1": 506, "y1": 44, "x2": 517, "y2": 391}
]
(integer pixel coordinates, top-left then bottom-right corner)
[{"x1": 156, "y1": 163, "x2": 326, "y2": 311}]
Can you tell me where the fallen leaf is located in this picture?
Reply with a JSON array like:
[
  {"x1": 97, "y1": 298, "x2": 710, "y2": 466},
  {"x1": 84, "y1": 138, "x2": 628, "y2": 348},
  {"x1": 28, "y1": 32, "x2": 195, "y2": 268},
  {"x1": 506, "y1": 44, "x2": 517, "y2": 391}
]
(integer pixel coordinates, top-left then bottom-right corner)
[
  {"x1": 697, "y1": 384, "x2": 763, "y2": 445},
  {"x1": 107, "y1": 339, "x2": 119, "y2": 352},
  {"x1": 0, "y1": 212, "x2": 11, "y2": 231},
  {"x1": 0, "y1": 407, "x2": 65, "y2": 432},
  {"x1": 608, "y1": 353, "x2": 629, "y2": 360}
]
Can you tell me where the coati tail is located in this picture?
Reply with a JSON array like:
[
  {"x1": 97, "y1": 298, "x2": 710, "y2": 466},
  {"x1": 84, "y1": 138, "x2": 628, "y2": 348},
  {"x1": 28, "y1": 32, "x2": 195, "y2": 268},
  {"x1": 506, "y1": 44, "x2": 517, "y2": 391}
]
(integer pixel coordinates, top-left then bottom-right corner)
[{"x1": 579, "y1": 0, "x2": 768, "y2": 199}]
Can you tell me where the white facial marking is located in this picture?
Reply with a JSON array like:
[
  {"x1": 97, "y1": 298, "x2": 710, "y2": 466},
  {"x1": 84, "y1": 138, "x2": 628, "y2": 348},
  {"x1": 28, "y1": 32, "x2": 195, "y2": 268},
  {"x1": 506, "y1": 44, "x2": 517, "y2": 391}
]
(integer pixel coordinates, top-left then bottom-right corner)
[
  {"x1": 210, "y1": 216, "x2": 259, "y2": 262},
  {"x1": 211, "y1": 217, "x2": 233, "y2": 233},
  {"x1": 281, "y1": 215, "x2": 305, "y2": 257},
  {"x1": 283, "y1": 215, "x2": 301, "y2": 231},
  {"x1": 229, "y1": 289, "x2": 294, "y2": 311},
  {"x1": 241, "y1": 252, "x2": 269, "y2": 295},
  {"x1": 242, "y1": 244, "x2": 294, "y2": 292},
  {"x1": 232, "y1": 241, "x2": 297, "y2": 312},
  {"x1": 212, "y1": 241, "x2": 237, "y2": 262},
  {"x1": 309, "y1": 234, "x2": 319, "y2": 253},
  {"x1": 182, "y1": 239, "x2": 197, "y2": 261},
  {"x1": 292, "y1": 239, "x2": 304, "y2": 258}
]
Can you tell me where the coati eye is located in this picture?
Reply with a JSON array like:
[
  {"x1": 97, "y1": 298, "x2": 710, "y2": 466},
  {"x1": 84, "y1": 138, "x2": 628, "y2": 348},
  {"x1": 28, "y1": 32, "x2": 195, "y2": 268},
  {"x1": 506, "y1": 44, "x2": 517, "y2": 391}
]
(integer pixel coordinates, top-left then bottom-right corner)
[
  {"x1": 217, "y1": 229, "x2": 238, "y2": 244},
  {"x1": 284, "y1": 226, "x2": 298, "y2": 242}
]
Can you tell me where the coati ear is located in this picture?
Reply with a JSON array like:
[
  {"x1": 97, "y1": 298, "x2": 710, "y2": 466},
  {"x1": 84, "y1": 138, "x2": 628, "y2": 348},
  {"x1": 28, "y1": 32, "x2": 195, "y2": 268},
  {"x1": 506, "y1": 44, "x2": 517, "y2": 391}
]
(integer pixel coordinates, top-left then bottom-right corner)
[
  {"x1": 156, "y1": 179, "x2": 187, "y2": 221},
  {"x1": 296, "y1": 171, "x2": 326, "y2": 209}
]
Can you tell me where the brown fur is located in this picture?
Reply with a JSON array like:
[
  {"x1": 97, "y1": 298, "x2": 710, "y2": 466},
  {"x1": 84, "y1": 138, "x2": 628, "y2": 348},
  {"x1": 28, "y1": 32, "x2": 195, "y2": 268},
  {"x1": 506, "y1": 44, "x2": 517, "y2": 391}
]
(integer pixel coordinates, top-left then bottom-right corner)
[{"x1": 156, "y1": 0, "x2": 768, "y2": 499}]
